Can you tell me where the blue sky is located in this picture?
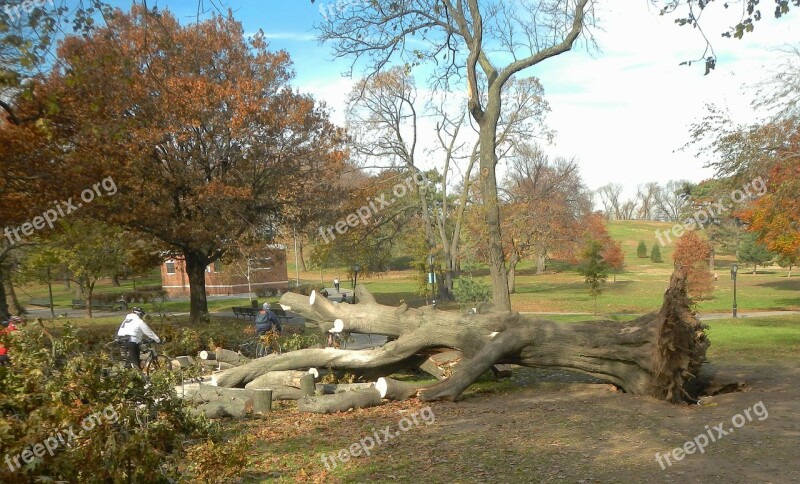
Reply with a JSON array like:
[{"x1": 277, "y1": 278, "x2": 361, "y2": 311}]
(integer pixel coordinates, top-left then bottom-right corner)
[{"x1": 106, "y1": 1, "x2": 798, "y2": 200}]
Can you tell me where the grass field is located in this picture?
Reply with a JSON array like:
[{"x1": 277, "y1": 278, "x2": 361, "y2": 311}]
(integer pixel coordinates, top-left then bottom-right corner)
[{"x1": 14, "y1": 220, "x2": 798, "y2": 321}]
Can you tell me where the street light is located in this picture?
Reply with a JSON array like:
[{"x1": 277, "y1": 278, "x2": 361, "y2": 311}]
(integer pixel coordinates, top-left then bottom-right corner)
[
  {"x1": 352, "y1": 263, "x2": 360, "y2": 293},
  {"x1": 731, "y1": 263, "x2": 738, "y2": 318},
  {"x1": 428, "y1": 254, "x2": 436, "y2": 308}
]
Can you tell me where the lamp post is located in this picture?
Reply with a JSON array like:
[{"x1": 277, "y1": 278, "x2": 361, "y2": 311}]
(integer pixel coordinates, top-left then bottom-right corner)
[
  {"x1": 731, "y1": 263, "x2": 738, "y2": 318},
  {"x1": 352, "y1": 263, "x2": 360, "y2": 294},
  {"x1": 428, "y1": 254, "x2": 436, "y2": 308}
]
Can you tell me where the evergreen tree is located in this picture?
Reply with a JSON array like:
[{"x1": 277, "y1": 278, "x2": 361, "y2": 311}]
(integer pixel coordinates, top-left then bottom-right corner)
[
  {"x1": 739, "y1": 234, "x2": 774, "y2": 274},
  {"x1": 637, "y1": 240, "x2": 648, "y2": 258},
  {"x1": 650, "y1": 244, "x2": 663, "y2": 263},
  {"x1": 578, "y1": 237, "x2": 608, "y2": 315}
]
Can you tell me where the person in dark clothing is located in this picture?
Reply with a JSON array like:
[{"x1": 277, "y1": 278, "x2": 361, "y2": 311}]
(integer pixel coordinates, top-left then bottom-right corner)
[{"x1": 255, "y1": 302, "x2": 282, "y2": 335}]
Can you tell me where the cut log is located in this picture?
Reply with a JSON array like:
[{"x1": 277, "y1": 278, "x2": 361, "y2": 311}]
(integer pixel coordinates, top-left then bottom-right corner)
[
  {"x1": 300, "y1": 373, "x2": 316, "y2": 397},
  {"x1": 250, "y1": 389, "x2": 272, "y2": 413},
  {"x1": 194, "y1": 401, "x2": 249, "y2": 418},
  {"x1": 244, "y1": 384, "x2": 303, "y2": 401},
  {"x1": 199, "y1": 350, "x2": 216, "y2": 360},
  {"x1": 317, "y1": 382, "x2": 376, "y2": 394},
  {"x1": 185, "y1": 384, "x2": 253, "y2": 418},
  {"x1": 297, "y1": 388, "x2": 383, "y2": 414},
  {"x1": 215, "y1": 348, "x2": 250, "y2": 366},
  {"x1": 376, "y1": 377, "x2": 433, "y2": 401},
  {"x1": 418, "y1": 358, "x2": 446, "y2": 381},
  {"x1": 182, "y1": 384, "x2": 272, "y2": 414},
  {"x1": 200, "y1": 359, "x2": 235, "y2": 370},
  {"x1": 216, "y1": 270, "x2": 709, "y2": 404},
  {"x1": 243, "y1": 370, "x2": 310, "y2": 389},
  {"x1": 172, "y1": 356, "x2": 195, "y2": 369}
]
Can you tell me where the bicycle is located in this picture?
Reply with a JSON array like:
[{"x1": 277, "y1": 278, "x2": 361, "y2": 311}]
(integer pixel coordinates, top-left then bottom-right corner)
[
  {"x1": 106, "y1": 339, "x2": 172, "y2": 374},
  {"x1": 140, "y1": 341, "x2": 173, "y2": 374},
  {"x1": 325, "y1": 331, "x2": 350, "y2": 349},
  {"x1": 239, "y1": 329, "x2": 282, "y2": 358}
]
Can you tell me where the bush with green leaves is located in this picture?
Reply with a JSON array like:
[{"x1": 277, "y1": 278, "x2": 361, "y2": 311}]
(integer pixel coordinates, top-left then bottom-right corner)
[
  {"x1": 650, "y1": 244, "x2": 663, "y2": 263},
  {"x1": 0, "y1": 323, "x2": 244, "y2": 482},
  {"x1": 453, "y1": 276, "x2": 491, "y2": 311},
  {"x1": 637, "y1": 240, "x2": 648, "y2": 258}
]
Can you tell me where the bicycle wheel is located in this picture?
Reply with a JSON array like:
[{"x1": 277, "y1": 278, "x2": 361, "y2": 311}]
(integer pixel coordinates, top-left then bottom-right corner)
[
  {"x1": 268, "y1": 339, "x2": 281, "y2": 355},
  {"x1": 255, "y1": 342, "x2": 268, "y2": 358},
  {"x1": 145, "y1": 354, "x2": 173, "y2": 374}
]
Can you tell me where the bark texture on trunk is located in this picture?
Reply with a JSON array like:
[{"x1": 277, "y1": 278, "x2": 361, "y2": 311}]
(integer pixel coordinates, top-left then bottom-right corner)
[
  {"x1": 184, "y1": 249, "x2": 210, "y2": 324},
  {"x1": 213, "y1": 269, "x2": 709, "y2": 403}
]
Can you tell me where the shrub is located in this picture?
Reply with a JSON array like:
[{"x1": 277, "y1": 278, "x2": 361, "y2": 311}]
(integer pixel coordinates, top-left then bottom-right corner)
[
  {"x1": 650, "y1": 244, "x2": 663, "y2": 263},
  {"x1": 453, "y1": 276, "x2": 491, "y2": 311},
  {"x1": 637, "y1": 240, "x2": 648, "y2": 258},
  {"x1": 0, "y1": 323, "x2": 247, "y2": 482}
]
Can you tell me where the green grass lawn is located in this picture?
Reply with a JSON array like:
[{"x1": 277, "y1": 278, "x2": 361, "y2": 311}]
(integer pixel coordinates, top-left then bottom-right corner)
[
  {"x1": 14, "y1": 220, "x2": 799, "y2": 320},
  {"x1": 704, "y1": 315, "x2": 800, "y2": 362}
]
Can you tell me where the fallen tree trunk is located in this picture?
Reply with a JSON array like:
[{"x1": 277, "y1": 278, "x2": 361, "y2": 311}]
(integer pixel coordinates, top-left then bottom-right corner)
[
  {"x1": 376, "y1": 377, "x2": 433, "y2": 401},
  {"x1": 244, "y1": 370, "x2": 312, "y2": 389},
  {"x1": 215, "y1": 348, "x2": 250, "y2": 366},
  {"x1": 215, "y1": 270, "x2": 709, "y2": 403},
  {"x1": 297, "y1": 388, "x2": 383, "y2": 414}
]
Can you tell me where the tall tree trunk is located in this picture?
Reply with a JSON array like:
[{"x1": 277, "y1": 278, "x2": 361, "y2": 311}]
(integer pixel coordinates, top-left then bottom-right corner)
[
  {"x1": 6, "y1": 280, "x2": 24, "y2": 316},
  {"x1": 0, "y1": 261, "x2": 9, "y2": 319},
  {"x1": 507, "y1": 252, "x2": 519, "y2": 295},
  {"x1": 184, "y1": 249, "x2": 210, "y2": 324},
  {"x1": 112, "y1": 274, "x2": 121, "y2": 287},
  {"x1": 478, "y1": 103, "x2": 510, "y2": 311},
  {"x1": 536, "y1": 249, "x2": 547, "y2": 274},
  {"x1": 298, "y1": 243, "x2": 308, "y2": 272},
  {"x1": 85, "y1": 281, "x2": 95, "y2": 318},
  {"x1": 63, "y1": 276, "x2": 70, "y2": 289}
]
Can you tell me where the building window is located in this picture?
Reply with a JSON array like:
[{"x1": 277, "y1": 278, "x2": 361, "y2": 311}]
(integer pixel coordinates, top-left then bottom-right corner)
[
  {"x1": 214, "y1": 261, "x2": 222, "y2": 273},
  {"x1": 166, "y1": 261, "x2": 176, "y2": 275}
]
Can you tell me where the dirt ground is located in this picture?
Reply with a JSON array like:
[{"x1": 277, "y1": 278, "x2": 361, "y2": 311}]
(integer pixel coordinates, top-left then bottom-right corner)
[{"x1": 249, "y1": 361, "x2": 800, "y2": 483}]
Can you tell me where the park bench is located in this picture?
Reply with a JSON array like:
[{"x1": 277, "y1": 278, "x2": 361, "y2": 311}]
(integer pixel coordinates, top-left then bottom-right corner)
[
  {"x1": 272, "y1": 306, "x2": 291, "y2": 324},
  {"x1": 71, "y1": 299, "x2": 123, "y2": 311},
  {"x1": 28, "y1": 298, "x2": 54, "y2": 308},
  {"x1": 231, "y1": 306, "x2": 259, "y2": 320}
]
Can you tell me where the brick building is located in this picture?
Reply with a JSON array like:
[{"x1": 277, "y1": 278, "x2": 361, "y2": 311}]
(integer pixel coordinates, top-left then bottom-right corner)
[{"x1": 160, "y1": 247, "x2": 289, "y2": 297}]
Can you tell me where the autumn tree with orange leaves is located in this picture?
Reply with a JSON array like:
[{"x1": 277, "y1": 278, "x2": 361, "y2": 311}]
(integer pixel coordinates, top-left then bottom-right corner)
[
  {"x1": 673, "y1": 231, "x2": 715, "y2": 300},
  {"x1": 26, "y1": 6, "x2": 345, "y2": 322}
]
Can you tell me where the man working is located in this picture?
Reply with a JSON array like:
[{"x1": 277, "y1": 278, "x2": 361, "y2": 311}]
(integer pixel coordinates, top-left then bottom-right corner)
[
  {"x1": 255, "y1": 302, "x2": 282, "y2": 336},
  {"x1": 116, "y1": 307, "x2": 161, "y2": 370}
]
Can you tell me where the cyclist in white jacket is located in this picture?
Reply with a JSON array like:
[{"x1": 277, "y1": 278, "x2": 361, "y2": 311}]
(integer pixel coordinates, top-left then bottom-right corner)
[{"x1": 116, "y1": 307, "x2": 161, "y2": 370}]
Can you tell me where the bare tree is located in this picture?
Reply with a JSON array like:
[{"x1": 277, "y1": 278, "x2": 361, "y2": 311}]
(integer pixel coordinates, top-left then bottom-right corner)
[
  {"x1": 654, "y1": 180, "x2": 694, "y2": 222},
  {"x1": 636, "y1": 182, "x2": 660, "y2": 220},
  {"x1": 319, "y1": 0, "x2": 595, "y2": 311},
  {"x1": 620, "y1": 199, "x2": 638, "y2": 220},
  {"x1": 597, "y1": 183, "x2": 624, "y2": 220},
  {"x1": 345, "y1": 69, "x2": 553, "y2": 299}
]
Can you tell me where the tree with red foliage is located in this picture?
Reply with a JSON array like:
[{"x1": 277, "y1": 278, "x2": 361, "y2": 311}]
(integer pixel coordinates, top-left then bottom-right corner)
[{"x1": 673, "y1": 231, "x2": 715, "y2": 300}]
